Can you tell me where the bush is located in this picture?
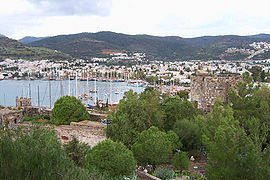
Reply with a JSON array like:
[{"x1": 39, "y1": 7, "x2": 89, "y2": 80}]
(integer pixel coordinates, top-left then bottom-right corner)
[
  {"x1": 23, "y1": 115, "x2": 50, "y2": 123},
  {"x1": 132, "y1": 126, "x2": 178, "y2": 166},
  {"x1": 84, "y1": 140, "x2": 137, "y2": 178},
  {"x1": 63, "y1": 136, "x2": 90, "y2": 166},
  {"x1": 154, "y1": 168, "x2": 175, "y2": 180},
  {"x1": 0, "y1": 126, "x2": 74, "y2": 179},
  {"x1": 172, "y1": 152, "x2": 190, "y2": 171},
  {"x1": 51, "y1": 96, "x2": 90, "y2": 125},
  {"x1": 105, "y1": 90, "x2": 165, "y2": 147},
  {"x1": 173, "y1": 119, "x2": 202, "y2": 151}
]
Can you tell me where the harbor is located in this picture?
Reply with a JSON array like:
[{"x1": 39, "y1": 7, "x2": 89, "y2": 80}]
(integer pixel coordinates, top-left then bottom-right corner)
[{"x1": 0, "y1": 79, "x2": 145, "y2": 108}]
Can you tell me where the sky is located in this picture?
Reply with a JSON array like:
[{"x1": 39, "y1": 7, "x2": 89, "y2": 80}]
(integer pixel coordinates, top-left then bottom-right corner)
[{"x1": 1, "y1": 0, "x2": 270, "y2": 39}]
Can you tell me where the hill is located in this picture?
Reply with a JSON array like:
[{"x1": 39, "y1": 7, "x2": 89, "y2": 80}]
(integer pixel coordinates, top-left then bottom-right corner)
[
  {"x1": 28, "y1": 31, "x2": 270, "y2": 60},
  {"x1": 0, "y1": 34, "x2": 5, "y2": 37},
  {"x1": 0, "y1": 36, "x2": 71, "y2": 60},
  {"x1": 18, "y1": 36, "x2": 48, "y2": 44}
]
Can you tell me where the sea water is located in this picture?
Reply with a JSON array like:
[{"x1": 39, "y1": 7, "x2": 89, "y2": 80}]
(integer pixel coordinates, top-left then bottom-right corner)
[{"x1": 0, "y1": 80, "x2": 145, "y2": 108}]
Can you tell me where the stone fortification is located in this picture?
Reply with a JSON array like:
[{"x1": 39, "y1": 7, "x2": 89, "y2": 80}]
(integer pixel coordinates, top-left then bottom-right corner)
[
  {"x1": 190, "y1": 70, "x2": 241, "y2": 113},
  {"x1": 16, "y1": 97, "x2": 31, "y2": 108}
]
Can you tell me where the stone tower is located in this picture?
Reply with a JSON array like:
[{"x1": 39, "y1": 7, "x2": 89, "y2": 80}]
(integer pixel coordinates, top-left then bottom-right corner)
[
  {"x1": 16, "y1": 97, "x2": 31, "y2": 108},
  {"x1": 190, "y1": 70, "x2": 241, "y2": 113}
]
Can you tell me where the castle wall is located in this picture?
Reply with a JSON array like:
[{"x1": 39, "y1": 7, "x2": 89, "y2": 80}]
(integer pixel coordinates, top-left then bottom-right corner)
[{"x1": 190, "y1": 74, "x2": 241, "y2": 113}]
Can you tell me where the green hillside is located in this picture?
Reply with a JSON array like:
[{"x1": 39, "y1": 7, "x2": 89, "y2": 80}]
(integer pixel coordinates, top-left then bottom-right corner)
[
  {"x1": 0, "y1": 37, "x2": 71, "y2": 60},
  {"x1": 28, "y1": 31, "x2": 270, "y2": 60}
]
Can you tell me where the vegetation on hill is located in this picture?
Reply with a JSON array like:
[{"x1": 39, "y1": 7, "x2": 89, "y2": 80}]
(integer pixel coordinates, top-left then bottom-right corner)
[
  {"x1": 28, "y1": 31, "x2": 270, "y2": 60},
  {"x1": 0, "y1": 36, "x2": 71, "y2": 60}
]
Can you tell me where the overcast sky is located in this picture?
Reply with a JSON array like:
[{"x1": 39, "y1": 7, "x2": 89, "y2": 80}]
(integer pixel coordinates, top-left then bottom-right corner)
[{"x1": 1, "y1": 0, "x2": 270, "y2": 39}]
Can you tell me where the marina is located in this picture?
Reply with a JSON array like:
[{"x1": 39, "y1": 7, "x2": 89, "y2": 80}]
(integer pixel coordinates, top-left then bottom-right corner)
[{"x1": 0, "y1": 80, "x2": 145, "y2": 108}]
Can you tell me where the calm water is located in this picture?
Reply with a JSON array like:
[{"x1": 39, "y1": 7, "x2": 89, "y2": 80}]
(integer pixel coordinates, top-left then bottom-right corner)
[{"x1": 0, "y1": 80, "x2": 145, "y2": 108}]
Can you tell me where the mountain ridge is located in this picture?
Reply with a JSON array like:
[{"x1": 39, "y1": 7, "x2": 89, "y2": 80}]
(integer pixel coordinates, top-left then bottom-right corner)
[
  {"x1": 18, "y1": 36, "x2": 48, "y2": 44},
  {"x1": 0, "y1": 36, "x2": 71, "y2": 60},
  {"x1": 27, "y1": 31, "x2": 270, "y2": 60}
]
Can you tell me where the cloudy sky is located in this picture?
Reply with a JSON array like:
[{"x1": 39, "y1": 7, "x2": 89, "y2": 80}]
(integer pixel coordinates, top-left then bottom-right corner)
[{"x1": 1, "y1": 0, "x2": 270, "y2": 39}]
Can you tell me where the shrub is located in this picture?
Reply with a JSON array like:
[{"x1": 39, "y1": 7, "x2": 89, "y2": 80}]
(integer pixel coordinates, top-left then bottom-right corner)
[
  {"x1": 132, "y1": 126, "x2": 178, "y2": 166},
  {"x1": 154, "y1": 168, "x2": 175, "y2": 180},
  {"x1": 0, "y1": 126, "x2": 74, "y2": 179},
  {"x1": 84, "y1": 140, "x2": 137, "y2": 178},
  {"x1": 63, "y1": 136, "x2": 90, "y2": 166},
  {"x1": 172, "y1": 152, "x2": 190, "y2": 171},
  {"x1": 51, "y1": 96, "x2": 90, "y2": 125}
]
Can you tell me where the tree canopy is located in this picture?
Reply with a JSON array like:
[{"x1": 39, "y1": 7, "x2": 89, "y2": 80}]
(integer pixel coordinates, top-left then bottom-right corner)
[
  {"x1": 84, "y1": 139, "x2": 137, "y2": 178},
  {"x1": 132, "y1": 126, "x2": 179, "y2": 166},
  {"x1": 51, "y1": 96, "x2": 90, "y2": 125},
  {"x1": 63, "y1": 136, "x2": 90, "y2": 167},
  {"x1": 0, "y1": 127, "x2": 74, "y2": 179},
  {"x1": 199, "y1": 100, "x2": 270, "y2": 180},
  {"x1": 172, "y1": 152, "x2": 190, "y2": 171},
  {"x1": 161, "y1": 96, "x2": 202, "y2": 131},
  {"x1": 105, "y1": 90, "x2": 165, "y2": 147}
]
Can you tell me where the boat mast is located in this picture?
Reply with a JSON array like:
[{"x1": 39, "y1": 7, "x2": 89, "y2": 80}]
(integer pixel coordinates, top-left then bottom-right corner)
[
  {"x1": 28, "y1": 83, "x2": 31, "y2": 99},
  {"x1": 37, "y1": 85, "x2": 40, "y2": 107},
  {"x1": 68, "y1": 73, "x2": 71, "y2": 96},
  {"x1": 75, "y1": 72, "x2": 78, "y2": 98},
  {"x1": 60, "y1": 79, "x2": 63, "y2": 97},
  {"x1": 87, "y1": 72, "x2": 89, "y2": 105},
  {"x1": 110, "y1": 71, "x2": 112, "y2": 105},
  {"x1": 49, "y1": 79, "x2": 51, "y2": 109},
  {"x1": 94, "y1": 72, "x2": 97, "y2": 105}
]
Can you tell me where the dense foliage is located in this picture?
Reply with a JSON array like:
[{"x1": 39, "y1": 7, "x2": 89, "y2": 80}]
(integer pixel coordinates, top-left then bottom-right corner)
[
  {"x1": 172, "y1": 152, "x2": 190, "y2": 171},
  {"x1": 63, "y1": 137, "x2": 90, "y2": 166},
  {"x1": 161, "y1": 96, "x2": 202, "y2": 131},
  {"x1": 173, "y1": 119, "x2": 202, "y2": 151},
  {"x1": 197, "y1": 72, "x2": 270, "y2": 179},
  {"x1": 132, "y1": 126, "x2": 179, "y2": 166},
  {"x1": 154, "y1": 168, "x2": 175, "y2": 180},
  {"x1": 106, "y1": 90, "x2": 165, "y2": 147},
  {"x1": 0, "y1": 127, "x2": 73, "y2": 179},
  {"x1": 199, "y1": 100, "x2": 270, "y2": 180},
  {"x1": 51, "y1": 96, "x2": 90, "y2": 125},
  {"x1": 84, "y1": 139, "x2": 137, "y2": 177}
]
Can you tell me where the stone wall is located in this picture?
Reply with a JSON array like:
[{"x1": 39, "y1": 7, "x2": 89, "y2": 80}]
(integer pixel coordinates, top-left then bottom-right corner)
[
  {"x1": 0, "y1": 108, "x2": 23, "y2": 129},
  {"x1": 22, "y1": 106, "x2": 52, "y2": 117},
  {"x1": 16, "y1": 97, "x2": 31, "y2": 108},
  {"x1": 190, "y1": 73, "x2": 241, "y2": 113},
  {"x1": 54, "y1": 124, "x2": 105, "y2": 147}
]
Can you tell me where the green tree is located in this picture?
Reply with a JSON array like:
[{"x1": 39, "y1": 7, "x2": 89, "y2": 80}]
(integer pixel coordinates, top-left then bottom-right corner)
[
  {"x1": 172, "y1": 152, "x2": 190, "y2": 171},
  {"x1": 161, "y1": 97, "x2": 202, "y2": 131},
  {"x1": 154, "y1": 168, "x2": 175, "y2": 180},
  {"x1": 173, "y1": 119, "x2": 202, "y2": 151},
  {"x1": 63, "y1": 136, "x2": 90, "y2": 166},
  {"x1": 248, "y1": 65, "x2": 263, "y2": 82},
  {"x1": 228, "y1": 73, "x2": 270, "y2": 142},
  {"x1": 84, "y1": 140, "x2": 136, "y2": 178},
  {"x1": 0, "y1": 127, "x2": 74, "y2": 179},
  {"x1": 132, "y1": 126, "x2": 178, "y2": 166},
  {"x1": 200, "y1": 100, "x2": 270, "y2": 180},
  {"x1": 51, "y1": 96, "x2": 90, "y2": 125},
  {"x1": 106, "y1": 90, "x2": 165, "y2": 147}
]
